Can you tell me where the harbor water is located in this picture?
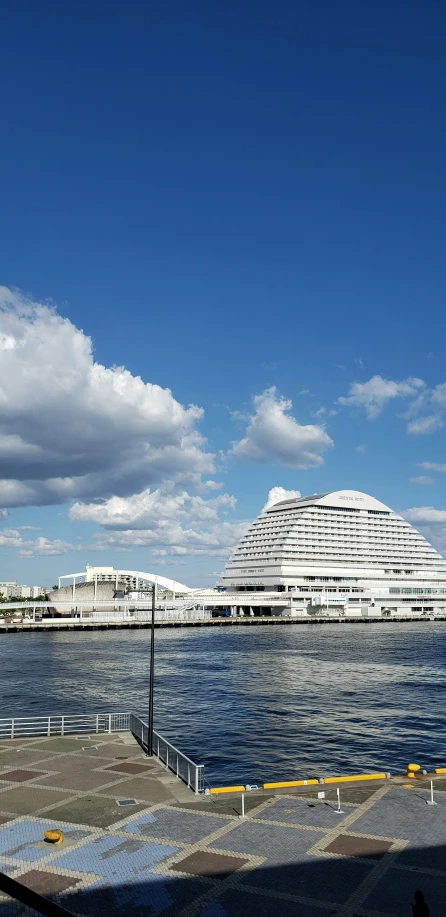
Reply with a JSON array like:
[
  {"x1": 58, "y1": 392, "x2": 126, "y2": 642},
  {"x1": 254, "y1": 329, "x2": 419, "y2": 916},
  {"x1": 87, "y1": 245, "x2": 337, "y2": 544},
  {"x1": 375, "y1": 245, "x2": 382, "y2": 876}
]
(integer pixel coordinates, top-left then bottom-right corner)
[{"x1": 1, "y1": 622, "x2": 445, "y2": 784}]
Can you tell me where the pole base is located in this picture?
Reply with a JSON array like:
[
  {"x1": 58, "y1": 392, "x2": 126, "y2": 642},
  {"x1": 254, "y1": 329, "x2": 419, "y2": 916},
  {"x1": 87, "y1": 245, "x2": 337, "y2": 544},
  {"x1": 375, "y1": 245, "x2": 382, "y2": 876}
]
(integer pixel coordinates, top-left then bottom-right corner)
[{"x1": 426, "y1": 800, "x2": 438, "y2": 806}]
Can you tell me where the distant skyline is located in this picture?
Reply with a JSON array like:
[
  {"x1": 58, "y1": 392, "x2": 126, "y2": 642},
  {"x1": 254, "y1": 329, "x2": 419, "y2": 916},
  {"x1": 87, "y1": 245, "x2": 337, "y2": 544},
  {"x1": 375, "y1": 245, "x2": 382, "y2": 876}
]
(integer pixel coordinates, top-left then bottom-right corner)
[{"x1": 0, "y1": 1, "x2": 445, "y2": 585}]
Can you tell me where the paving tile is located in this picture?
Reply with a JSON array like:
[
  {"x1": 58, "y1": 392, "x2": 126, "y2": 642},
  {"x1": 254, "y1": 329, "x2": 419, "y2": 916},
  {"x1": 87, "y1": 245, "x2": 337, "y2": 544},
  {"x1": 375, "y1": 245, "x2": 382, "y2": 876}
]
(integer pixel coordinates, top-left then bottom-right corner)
[
  {"x1": 37, "y1": 770, "x2": 122, "y2": 791},
  {"x1": 104, "y1": 762, "x2": 156, "y2": 775},
  {"x1": 170, "y1": 850, "x2": 248, "y2": 879},
  {"x1": 0, "y1": 817, "x2": 94, "y2": 862},
  {"x1": 198, "y1": 888, "x2": 331, "y2": 917},
  {"x1": 0, "y1": 770, "x2": 48, "y2": 784},
  {"x1": 42, "y1": 794, "x2": 147, "y2": 827},
  {"x1": 210, "y1": 821, "x2": 325, "y2": 863},
  {"x1": 83, "y1": 742, "x2": 143, "y2": 759},
  {"x1": 29, "y1": 738, "x2": 87, "y2": 753},
  {"x1": 364, "y1": 867, "x2": 445, "y2": 916},
  {"x1": 242, "y1": 856, "x2": 374, "y2": 905},
  {"x1": 352, "y1": 787, "x2": 446, "y2": 844},
  {"x1": 0, "y1": 749, "x2": 56, "y2": 768},
  {"x1": 171, "y1": 796, "x2": 272, "y2": 817},
  {"x1": 255, "y1": 797, "x2": 355, "y2": 827},
  {"x1": 14, "y1": 869, "x2": 81, "y2": 897},
  {"x1": 324, "y1": 832, "x2": 392, "y2": 858},
  {"x1": 0, "y1": 786, "x2": 72, "y2": 816},
  {"x1": 104, "y1": 776, "x2": 174, "y2": 804},
  {"x1": 123, "y1": 808, "x2": 229, "y2": 843},
  {"x1": 32, "y1": 752, "x2": 110, "y2": 774}
]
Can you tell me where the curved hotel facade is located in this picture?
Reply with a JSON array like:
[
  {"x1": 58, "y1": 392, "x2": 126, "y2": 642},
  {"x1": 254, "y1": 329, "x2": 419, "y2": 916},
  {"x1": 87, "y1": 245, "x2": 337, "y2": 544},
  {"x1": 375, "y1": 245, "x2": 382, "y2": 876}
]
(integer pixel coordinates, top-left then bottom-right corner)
[{"x1": 219, "y1": 490, "x2": 446, "y2": 617}]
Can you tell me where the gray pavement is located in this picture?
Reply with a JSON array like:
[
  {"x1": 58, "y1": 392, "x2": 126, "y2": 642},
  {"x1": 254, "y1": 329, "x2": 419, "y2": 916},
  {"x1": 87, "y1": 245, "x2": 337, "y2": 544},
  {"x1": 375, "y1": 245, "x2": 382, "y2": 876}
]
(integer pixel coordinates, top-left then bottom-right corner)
[{"x1": 0, "y1": 735, "x2": 445, "y2": 916}]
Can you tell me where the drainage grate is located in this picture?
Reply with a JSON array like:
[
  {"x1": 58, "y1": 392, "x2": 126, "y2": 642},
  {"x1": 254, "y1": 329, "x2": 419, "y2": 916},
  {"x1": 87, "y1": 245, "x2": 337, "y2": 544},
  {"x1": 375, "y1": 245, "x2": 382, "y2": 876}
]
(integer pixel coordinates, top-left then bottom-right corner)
[
  {"x1": 76, "y1": 736, "x2": 91, "y2": 740},
  {"x1": 117, "y1": 799, "x2": 137, "y2": 807},
  {"x1": 82, "y1": 746, "x2": 98, "y2": 751}
]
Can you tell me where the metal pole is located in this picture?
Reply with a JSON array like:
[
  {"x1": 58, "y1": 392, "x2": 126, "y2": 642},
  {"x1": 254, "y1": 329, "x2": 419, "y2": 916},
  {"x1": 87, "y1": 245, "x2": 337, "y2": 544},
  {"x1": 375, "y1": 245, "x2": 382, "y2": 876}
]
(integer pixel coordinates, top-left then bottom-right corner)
[
  {"x1": 148, "y1": 583, "x2": 155, "y2": 756},
  {"x1": 427, "y1": 779, "x2": 437, "y2": 806}
]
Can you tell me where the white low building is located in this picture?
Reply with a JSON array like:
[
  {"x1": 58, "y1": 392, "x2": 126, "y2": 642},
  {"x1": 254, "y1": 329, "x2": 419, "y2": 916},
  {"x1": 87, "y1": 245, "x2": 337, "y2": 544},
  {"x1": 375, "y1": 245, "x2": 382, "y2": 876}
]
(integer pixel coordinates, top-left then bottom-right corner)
[{"x1": 218, "y1": 489, "x2": 446, "y2": 617}]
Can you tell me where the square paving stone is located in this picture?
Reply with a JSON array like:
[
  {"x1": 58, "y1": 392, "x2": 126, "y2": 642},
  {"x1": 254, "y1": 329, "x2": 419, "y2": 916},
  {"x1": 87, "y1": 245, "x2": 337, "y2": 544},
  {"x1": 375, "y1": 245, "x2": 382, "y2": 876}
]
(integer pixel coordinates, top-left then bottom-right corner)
[
  {"x1": 104, "y1": 762, "x2": 156, "y2": 775},
  {"x1": 364, "y1": 866, "x2": 446, "y2": 916},
  {"x1": 38, "y1": 770, "x2": 123, "y2": 791},
  {"x1": 84, "y1": 742, "x2": 142, "y2": 758},
  {"x1": 0, "y1": 749, "x2": 56, "y2": 768},
  {"x1": 352, "y1": 787, "x2": 446, "y2": 844},
  {"x1": 0, "y1": 786, "x2": 72, "y2": 816},
  {"x1": 210, "y1": 821, "x2": 324, "y2": 864},
  {"x1": 324, "y1": 833, "x2": 392, "y2": 859},
  {"x1": 242, "y1": 856, "x2": 374, "y2": 905},
  {"x1": 256, "y1": 797, "x2": 355, "y2": 828},
  {"x1": 170, "y1": 850, "x2": 248, "y2": 879},
  {"x1": 42, "y1": 794, "x2": 147, "y2": 827},
  {"x1": 123, "y1": 808, "x2": 230, "y2": 844},
  {"x1": 30, "y1": 738, "x2": 88, "y2": 753},
  {"x1": 36, "y1": 753, "x2": 110, "y2": 774},
  {"x1": 105, "y1": 776, "x2": 174, "y2": 804},
  {"x1": 199, "y1": 887, "x2": 332, "y2": 917},
  {"x1": 0, "y1": 770, "x2": 48, "y2": 784},
  {"x1": 13, "y1": 869, "x2": 82, "y2": 897}
]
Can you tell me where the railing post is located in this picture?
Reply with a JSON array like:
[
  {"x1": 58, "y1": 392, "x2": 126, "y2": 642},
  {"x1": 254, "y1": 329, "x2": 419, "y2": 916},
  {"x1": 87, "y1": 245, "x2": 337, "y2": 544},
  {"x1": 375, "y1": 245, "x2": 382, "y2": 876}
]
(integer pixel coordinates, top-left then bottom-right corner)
[
  {"x1": 108, "y1": 714, "x2": 112, "y2": 734},
  {"x1": 47, "y1": 717, "x2": 51, "y2": 737},
  {"x1": 195, "y1": 766, "x2": 199, "y2": 795},
  {"x1": 11, "y1": 719, "x2": 14, "y2": 739},
  {"x1": 61, "y1": 716, "x2": 65, "y2": 737},
  {"x1": 96, "y1": 714, "x2": 99, "y2": 734},
  {"x1": 188, "y1": 762, "x2": 190, "y2": 788},
  {"x1": 166, "y1": 746, "x2": 169, "y2": 770},
  {"x1": 176, "y1": 753, "x2": 179, "y2": 777},
  {"x1": 157, "y1": 735, "x2": 160, "y2": 758}
]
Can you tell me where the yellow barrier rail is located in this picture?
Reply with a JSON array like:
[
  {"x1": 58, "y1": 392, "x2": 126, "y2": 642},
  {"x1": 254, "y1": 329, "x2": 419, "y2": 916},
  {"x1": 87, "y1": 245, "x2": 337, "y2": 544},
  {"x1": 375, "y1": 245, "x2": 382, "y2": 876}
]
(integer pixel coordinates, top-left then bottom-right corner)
[
  {"x1": 263, "y1": 779, "x2": 319, "y2": 790},
  {"x1": 324, "y1": 773, "x2": 387, "y2": 784},
  {"x1": 434, "y1": 767, "x2": 446, "y2": 774},
  {"x1": 209, "y1": 785, "x2": 245, "y2": 795}
]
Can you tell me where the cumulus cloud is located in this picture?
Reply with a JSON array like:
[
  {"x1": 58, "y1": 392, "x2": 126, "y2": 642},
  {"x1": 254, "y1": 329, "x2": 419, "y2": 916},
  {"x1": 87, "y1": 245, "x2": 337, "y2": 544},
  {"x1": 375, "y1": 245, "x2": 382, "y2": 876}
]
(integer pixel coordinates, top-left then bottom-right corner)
[
  {"x1": 407, "y1": 415, "x2": 443, "y2": 435},
  {"x1": 0, "y1": 509, "x2": 8, "y2": 519},
  {"x1": 410, "y1": 476, "x2": 434, "y2": 485},
  {"x1": 0, "y1": 286, "x2": 214, "y2": 507},
  {"x1": 262, "y1": 486, "x2": 301, "y2": 511},
  {"x1": 0, "y1": 525, "x2": 77, "y2": 556},
  {"x1": 417, "y1": 462, "x2": 446, "y2": 472},
  {"x1": 403, "y1": 506, "x2": 446, "y2": 524},
  {"x1": 337, "y1": 375, "x2": 425, "y2": 420},
  {"x1": 70, "y1": 486, "x2": 247, "y2": 559},
  {"x1": 231, "y1": 388, "x2": 333, "y2": 469},
  {"x1": 355, "y1": 444, "x2": 366, "y2": 453}
]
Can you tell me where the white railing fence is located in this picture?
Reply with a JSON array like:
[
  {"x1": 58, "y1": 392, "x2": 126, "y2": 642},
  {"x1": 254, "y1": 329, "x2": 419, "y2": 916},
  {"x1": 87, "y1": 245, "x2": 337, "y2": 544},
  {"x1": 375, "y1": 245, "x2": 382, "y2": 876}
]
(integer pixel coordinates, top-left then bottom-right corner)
[
  {"x1": 0, "y1": 711, "x2": 204, "y2": 794},
  {"x1": 0, "y1": 712, "x2": 130, "y2": 739},
  {"x1": 130, "y1": 713, "x2": 204, "y2": 794}
]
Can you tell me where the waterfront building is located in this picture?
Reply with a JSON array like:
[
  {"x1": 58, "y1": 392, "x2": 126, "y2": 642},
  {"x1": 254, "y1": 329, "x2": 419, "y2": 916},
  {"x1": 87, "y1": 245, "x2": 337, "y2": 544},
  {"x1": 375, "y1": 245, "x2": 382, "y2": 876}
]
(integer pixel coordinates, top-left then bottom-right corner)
[
  {"x1": 219, "y1": 489, "x2": 446, "y2": 617},
  {"x1": 0, "y1": 582, "x2": 44, "y2": 599}
]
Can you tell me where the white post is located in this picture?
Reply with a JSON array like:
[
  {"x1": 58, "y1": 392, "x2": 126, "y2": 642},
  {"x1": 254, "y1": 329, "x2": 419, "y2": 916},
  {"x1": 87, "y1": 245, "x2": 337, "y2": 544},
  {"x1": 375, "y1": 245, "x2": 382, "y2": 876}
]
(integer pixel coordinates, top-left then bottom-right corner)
[
  {"x1": 108, "y1": 714, "x2": 112, "y2": 734},
  {"x1": 33, "y1": 606, "x2": 36, "y2": 622},
  {"x1": 94, "y1": 575, "x2": 97, "y2": 601},
  {"x1": 58, "y1": 577, "x2": 61, "y2": 589},
  {"x1": 72, "y1": 577, "x2": 76, "y2": 600},
  {"x1": 335, "y1": 787, "x2": 344, "y2": 814},
  {"x1": 240, "y1": 792, "x2": 245, "y2": 818},
  {"x1": 61, "y1": 716, "x2": 65, "y2": 736},
  {"x1": 427, "y1": 780, "x2": 437, "y2": 806}
]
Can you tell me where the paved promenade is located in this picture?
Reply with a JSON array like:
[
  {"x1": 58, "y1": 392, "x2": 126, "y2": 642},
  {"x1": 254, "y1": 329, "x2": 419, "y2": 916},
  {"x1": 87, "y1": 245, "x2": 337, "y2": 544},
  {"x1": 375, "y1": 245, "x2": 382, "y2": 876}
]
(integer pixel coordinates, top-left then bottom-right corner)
[{"x1": 0, "y1": 734, "x2": 445, "y2": 917}]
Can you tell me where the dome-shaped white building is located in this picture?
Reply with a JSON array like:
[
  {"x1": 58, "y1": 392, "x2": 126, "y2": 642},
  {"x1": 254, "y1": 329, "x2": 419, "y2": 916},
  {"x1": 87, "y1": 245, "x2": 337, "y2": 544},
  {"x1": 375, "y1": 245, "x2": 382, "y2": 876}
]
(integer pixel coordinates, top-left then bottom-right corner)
[{"x1": 219, "y1": 490, "x2": 446, "y2": 617}]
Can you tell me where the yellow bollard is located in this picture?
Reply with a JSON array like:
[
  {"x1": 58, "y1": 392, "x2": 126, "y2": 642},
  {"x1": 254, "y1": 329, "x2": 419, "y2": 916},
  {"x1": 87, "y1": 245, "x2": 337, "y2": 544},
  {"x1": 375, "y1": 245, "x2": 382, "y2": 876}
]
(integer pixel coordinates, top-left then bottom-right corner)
[
  {"x1": 44, "y1": 829, "x2": 64, "y2": 845},
  {"x1": 406, "y1": 763, "x2": 421, "y2": 779}
]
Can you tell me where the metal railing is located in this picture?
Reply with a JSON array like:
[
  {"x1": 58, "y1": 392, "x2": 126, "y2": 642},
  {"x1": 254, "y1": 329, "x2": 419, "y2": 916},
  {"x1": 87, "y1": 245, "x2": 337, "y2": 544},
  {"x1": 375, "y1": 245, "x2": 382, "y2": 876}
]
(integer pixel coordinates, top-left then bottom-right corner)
[
  {"x1": 130, "y1": 713, "x2": 204, "y2": 794},
  {"x1": 0, "y1": 712, "x2": 130, "y2": 739}
]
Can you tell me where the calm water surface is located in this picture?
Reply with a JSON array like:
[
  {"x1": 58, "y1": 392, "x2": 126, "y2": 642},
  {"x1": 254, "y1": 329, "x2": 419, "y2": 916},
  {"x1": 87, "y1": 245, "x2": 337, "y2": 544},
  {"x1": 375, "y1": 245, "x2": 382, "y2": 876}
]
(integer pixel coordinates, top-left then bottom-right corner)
[{"x1": 1, "y1": 623, "x2": 445, "y2": 784}]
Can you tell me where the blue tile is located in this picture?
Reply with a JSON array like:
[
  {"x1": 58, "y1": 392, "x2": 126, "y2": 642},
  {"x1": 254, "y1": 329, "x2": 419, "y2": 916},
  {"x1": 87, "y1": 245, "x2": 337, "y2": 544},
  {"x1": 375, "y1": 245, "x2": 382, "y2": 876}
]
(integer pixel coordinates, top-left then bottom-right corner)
[{"x1": 123, "y1": 808, "x2": 228, "y2": 844}]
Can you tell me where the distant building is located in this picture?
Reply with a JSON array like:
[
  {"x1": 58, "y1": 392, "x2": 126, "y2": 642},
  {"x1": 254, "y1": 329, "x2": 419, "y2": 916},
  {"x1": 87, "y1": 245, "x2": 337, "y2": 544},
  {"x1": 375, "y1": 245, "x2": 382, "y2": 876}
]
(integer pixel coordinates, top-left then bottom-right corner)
[
  {"x1": 0, "y1": 582, "x2": 45, "y2": 600},
  {"x1": 219, "y1": 489, "x2": 446, "y2": 617}
]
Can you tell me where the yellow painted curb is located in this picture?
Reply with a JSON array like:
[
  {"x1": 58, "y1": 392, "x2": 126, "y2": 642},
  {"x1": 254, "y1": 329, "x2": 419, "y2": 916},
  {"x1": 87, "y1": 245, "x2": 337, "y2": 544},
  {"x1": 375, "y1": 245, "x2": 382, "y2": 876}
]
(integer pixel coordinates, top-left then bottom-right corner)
[
  {"x1": 209, "y1": 785, "x2": 245, "y2": 794},
  {"x1": 263, "y1": 779, "x2": 319, "y2": 789},
  {"x1": 324, "y1": 773, "x2": 387, "y2": 784},
  {"x1": 435, "y1": 767, "x2": 446, "y2": 774}
]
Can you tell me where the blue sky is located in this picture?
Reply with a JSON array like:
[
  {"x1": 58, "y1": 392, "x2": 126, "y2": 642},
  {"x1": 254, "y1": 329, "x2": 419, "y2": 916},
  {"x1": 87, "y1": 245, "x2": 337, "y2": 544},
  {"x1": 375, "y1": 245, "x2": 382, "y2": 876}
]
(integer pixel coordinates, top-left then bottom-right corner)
[{"x1": 0, "y1": 1, "x2": 445, "y2": 587}]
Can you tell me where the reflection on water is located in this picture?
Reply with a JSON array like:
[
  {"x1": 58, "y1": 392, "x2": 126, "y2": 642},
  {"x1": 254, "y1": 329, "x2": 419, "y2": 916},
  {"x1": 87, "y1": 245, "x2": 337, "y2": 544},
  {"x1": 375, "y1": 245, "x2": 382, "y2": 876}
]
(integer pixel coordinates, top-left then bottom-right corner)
[{"x1": 1, "y1": 623, "x2": 445, "y2": 783}]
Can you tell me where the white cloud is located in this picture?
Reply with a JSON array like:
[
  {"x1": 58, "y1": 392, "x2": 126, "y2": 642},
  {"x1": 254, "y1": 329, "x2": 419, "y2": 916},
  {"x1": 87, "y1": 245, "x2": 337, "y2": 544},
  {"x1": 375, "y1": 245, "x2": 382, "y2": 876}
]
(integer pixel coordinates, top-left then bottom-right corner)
[
  {"x1": 0, "y1": 525, "x2": 77, "y2": 556},
  {"x1": 407, "y1": 415, "x2": 444, "y2": 435},
  {"x1": 355, "y1": 444, "x2": 366, "y2": 453},
  {"x1": 338, "y1": 375, "x2": 425, "y2": 420},
  {"x1": 403, "y1": 507, "x2": 446, "y2": 524},
  {"x1": 70, "y1": 485, "x2": 247, "y2": 559},
  {"x1": 231, "y1": 387, "x2": 333, "y2": 469},
  {"x1": 0, "y1": 286, "x2": 214, "y2": 507},
  {"x1": 0, "y1": 509, "x2": 8, "y2": 519},
  {"x1": 410, "y1": 476, "x2": 434, "y2": 485},
  {"x1": 417, "y1": 462, "x2": 446, "y2": 472},
  {"x1": 262, "y1": 486, "x2": 301, "y2": 511}
]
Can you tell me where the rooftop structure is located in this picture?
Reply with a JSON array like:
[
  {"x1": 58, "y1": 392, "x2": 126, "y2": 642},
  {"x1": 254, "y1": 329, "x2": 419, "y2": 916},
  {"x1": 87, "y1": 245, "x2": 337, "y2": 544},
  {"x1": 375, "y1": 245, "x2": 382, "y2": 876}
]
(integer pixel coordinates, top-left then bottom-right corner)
[{"x1": 219, "y1": 489, "x2": 446, "y2": 617}]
